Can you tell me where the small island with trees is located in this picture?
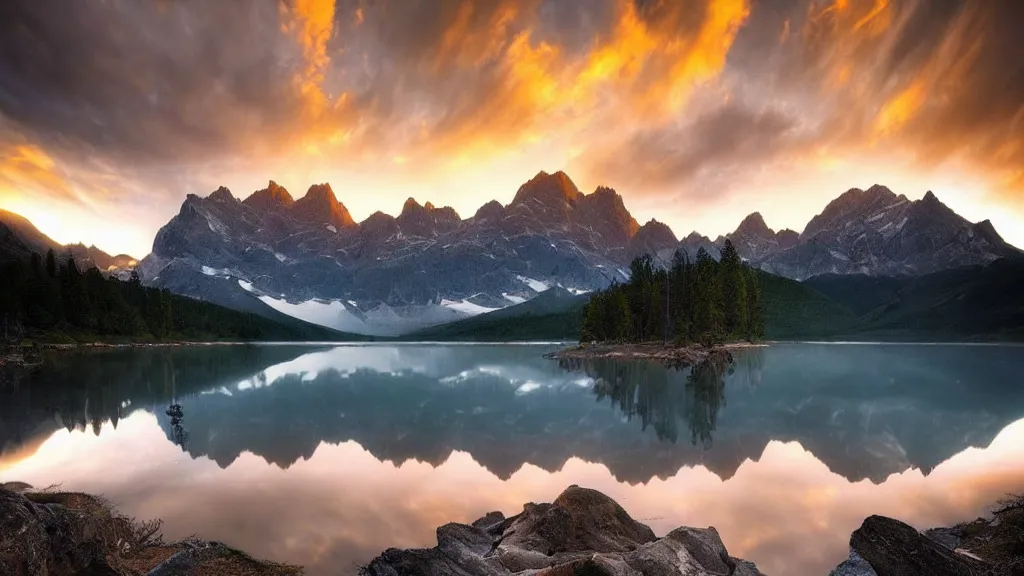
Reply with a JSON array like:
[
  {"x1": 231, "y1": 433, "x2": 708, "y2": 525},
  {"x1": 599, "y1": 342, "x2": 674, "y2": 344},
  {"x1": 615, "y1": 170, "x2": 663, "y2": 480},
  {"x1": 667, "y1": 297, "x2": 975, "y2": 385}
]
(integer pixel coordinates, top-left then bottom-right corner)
[{"x1": 548, "y1": 240, "x2": 765, "y2": 364}]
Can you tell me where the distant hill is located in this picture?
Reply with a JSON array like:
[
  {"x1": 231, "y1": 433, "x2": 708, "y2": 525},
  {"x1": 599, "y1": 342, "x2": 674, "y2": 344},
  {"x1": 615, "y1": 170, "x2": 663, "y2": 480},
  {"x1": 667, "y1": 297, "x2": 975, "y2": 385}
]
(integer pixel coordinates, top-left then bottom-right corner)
[
  {"x1": 406, "y1": 259, "x2": 1024, "y2": 342},
  {"x1": 0, "y1": 209, "x2": 136, "y2": 274},
  {"x1": 753, "y1": 270, "x2": 859, "y2": 340},
  {"x1": 810, "y1": 257, "x2": 1024, "y2": 341},
  {"x1": 0, "y1": 209, "x2": 59, "y2": 262},
  {"x1": 803, "y1": 274, "x2": 910, "y2": 317}
]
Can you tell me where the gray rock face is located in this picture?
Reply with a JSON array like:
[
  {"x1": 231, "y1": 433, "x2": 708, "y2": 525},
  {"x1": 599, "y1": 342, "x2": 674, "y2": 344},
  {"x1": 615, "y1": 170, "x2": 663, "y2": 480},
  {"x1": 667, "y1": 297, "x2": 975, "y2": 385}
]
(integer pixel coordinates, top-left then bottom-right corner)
[
  {"x1": 725, "y1": 212, "x2": 795, "y2": 262},
  {"x1": 141, "y1": 172, "x2": 639, "y2": 335},
  {"x1": 360, "y1": 485, "x2": 765, "y2": 576},
  {"x1": 140, "y1": 173, "x2": 1019, "y2": 334},
  {"x1": 628, "y1": 219, "x2": 678, "y2": 260},
  {"x1": 757, "y1": 186, "x2": 1019, "y2": 280}
]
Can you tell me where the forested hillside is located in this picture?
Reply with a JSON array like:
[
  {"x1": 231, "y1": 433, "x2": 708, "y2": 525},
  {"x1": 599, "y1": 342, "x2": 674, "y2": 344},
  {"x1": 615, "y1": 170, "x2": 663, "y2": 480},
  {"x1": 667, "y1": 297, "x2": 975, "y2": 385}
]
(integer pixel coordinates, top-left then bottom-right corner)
[
  {"x1": 754, "y1": 270, "x2": 859, "y2": 339},
  {"x1": 819, "y1": 257, "x2": 1024, "y2": 341},
  {"x1": 0, "y1": 250, "x2": 350, "y2": 343}
]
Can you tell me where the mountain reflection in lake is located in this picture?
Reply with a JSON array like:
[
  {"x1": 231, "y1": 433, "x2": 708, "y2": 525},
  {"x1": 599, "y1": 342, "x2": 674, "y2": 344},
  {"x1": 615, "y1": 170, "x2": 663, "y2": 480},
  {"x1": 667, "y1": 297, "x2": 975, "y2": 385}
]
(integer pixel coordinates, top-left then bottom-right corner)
[{"x1": 2, "y1": 343, "x2": 1024, "y2": 576}]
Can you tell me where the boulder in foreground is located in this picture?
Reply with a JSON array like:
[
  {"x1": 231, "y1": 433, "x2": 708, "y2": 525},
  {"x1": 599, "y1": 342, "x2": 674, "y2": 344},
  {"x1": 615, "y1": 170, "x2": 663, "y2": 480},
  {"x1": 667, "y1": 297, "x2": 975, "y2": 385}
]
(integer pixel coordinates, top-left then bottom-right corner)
[
  {"x1": 830, "y1": 495, "x2": 1024, "y2": 576},
  {"x1": 360, "y1": 485, "x2": 765, "y2": 576}
]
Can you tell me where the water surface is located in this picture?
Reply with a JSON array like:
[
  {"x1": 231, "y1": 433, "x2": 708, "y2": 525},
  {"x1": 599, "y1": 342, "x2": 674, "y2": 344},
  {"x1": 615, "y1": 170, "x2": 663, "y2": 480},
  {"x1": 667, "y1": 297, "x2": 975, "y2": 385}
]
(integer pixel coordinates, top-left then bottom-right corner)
[{"x1": 2, "y1": 343, "x2": 1023, "y2": 575}]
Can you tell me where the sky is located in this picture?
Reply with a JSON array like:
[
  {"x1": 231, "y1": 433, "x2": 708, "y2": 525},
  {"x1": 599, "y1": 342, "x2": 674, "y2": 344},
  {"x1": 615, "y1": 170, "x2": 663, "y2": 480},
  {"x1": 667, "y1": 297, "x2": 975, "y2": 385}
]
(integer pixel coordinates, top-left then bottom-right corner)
[{"x1": 0, "y1": 0, "x2": 1021, "y2": 257}]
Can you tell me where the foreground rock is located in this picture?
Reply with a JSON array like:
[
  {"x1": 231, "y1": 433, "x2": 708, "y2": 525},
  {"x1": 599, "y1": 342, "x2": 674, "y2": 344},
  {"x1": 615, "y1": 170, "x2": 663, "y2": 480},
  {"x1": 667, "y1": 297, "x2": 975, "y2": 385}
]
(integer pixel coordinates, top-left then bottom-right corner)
[
  {"x1": 830, "y1": 496, "x2": 1024, "y2": 576},
  {"x1": 0, "y1": 483, "x2": 300, "y2": 576},
  {"x1": 545, "y1": 343, "x2": 745, "y2": 368},
  {"x1": 361, "y1": 485, "x2": 764, "y2": 576}
]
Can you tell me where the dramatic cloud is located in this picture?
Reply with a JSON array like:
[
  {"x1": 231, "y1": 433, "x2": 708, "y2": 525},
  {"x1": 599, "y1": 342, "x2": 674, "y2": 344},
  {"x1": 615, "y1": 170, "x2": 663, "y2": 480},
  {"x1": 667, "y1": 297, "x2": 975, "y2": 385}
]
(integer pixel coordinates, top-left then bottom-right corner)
[{"x1": 0, "y1": 0, "x2": 1020, "y2": 255}]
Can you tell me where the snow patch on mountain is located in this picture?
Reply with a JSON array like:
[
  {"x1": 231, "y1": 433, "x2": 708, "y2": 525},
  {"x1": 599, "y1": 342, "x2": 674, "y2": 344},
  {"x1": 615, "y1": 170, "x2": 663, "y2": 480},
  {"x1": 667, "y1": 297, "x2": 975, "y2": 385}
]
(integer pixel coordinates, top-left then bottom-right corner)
[
  {"x1": 257, "y1": 295, "x2": 370, "y2": 334},
  {"x1": 503, "y1": 293, "x2": 527, "y2": 304},
  {"x1": 516, "y1": 275, "x2": 550, "y2": 292},
  {"x1": 202, "y1": 265, "x2": 230, "y2": 276},
  {"x1": 440, "y1": 299, "x2": 501, "y2": 316}
]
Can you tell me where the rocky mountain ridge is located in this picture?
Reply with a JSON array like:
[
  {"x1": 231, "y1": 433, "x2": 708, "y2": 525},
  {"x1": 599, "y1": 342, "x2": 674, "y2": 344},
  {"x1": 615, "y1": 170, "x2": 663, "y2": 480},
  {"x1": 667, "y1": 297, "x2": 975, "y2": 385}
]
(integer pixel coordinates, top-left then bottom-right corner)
[
  {"x1": 0, "y1": 208, "x2": 137, "y2": 276},
  {"x1": 137, "y1": 172, "x2": 1020, "y2": 335}
]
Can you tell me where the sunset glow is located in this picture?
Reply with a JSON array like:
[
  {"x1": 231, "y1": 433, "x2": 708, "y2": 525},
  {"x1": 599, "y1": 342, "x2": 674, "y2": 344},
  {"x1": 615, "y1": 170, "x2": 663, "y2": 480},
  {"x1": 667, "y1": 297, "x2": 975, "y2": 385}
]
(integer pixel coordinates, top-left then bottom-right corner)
[{"x1": 0, "y1": 0, "x2": 1021, "y2": 256}]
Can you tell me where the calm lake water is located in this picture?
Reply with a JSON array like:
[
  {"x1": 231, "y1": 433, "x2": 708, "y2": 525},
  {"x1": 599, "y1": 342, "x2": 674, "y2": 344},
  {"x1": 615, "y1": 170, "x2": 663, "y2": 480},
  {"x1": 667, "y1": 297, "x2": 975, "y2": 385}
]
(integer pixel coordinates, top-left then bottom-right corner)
[{"x1": 2, "y1": 343, "x2": 1024, "y2": 575}]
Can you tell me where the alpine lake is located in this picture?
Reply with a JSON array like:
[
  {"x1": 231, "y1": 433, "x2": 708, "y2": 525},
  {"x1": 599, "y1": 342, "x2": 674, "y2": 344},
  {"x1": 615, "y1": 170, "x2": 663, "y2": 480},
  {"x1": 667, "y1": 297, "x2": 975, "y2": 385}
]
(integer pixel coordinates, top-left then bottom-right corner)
[{"x1": 2, "y1": 342, "x2": 1024, "y2": 575}]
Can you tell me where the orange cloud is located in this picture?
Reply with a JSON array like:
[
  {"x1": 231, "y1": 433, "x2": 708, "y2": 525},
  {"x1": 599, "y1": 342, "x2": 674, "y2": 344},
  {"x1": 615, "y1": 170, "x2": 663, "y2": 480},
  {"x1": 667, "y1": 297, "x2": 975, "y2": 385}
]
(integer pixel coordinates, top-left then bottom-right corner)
[
  {"x1": 0, "y1": 143, "x2": 78, "y2": 204},
  {"x1": 279, "y1": 0, "x2": 337, "y2": 117},
  {"x1": 873, "y1": 79, "x2": 925, "y2": 136},
  {"x1": 407, "y1": 0, "x2": 750, "y2": 169}
]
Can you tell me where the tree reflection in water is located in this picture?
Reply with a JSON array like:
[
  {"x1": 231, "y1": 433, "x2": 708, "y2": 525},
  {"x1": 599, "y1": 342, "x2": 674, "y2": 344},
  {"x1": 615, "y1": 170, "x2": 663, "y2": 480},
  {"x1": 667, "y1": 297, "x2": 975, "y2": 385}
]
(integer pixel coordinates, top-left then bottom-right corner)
[
  {"x1": 166, "y1": 403, "x2": 189, "y2": 451},
  {"x1": 558, "y1": 352, "x2": 733, "y2": 447}
]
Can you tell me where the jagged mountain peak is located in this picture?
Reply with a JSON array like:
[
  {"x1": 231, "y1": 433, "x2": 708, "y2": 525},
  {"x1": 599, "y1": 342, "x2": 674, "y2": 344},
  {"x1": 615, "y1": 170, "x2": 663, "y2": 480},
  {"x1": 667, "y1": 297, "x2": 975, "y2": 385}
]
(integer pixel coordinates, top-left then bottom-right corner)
[
  {"x1": 302, "y1": 183, "x2": 337, "y2": 202},
  {"x1": 628, "y1": 219, "x2": 678, "y2": 258},
  {"x1": 575, "y1": 184, "x2": 640, "y2": 242},
  {"x1": 396, "y1": 197, "x2": 461, "y2": 236},
  {"x1": 473, "y1": 200, "x2": 505, "y2": 221},
  {"x1": 292, "y1": 183, "x2": 356, "y2": 229},
  {"x1": 512, "y1": 170, "x2": 583, "y2": 207},
  {"x1": 362, "y1": 210, "x2": 397, "y2": 228},
  {"x1": 803, "y1": 183, "x2": 900, "y2": 239},
  {"x1": 243, "y1": 180, "x2": 294, "y2": 210},
  {"x1": 734, "y1": 212, "x2": 773, "y2": 238},
  {"x1": 401, "y1": 197, "x2": 422, "y2": 213},
  {"x1": 208, "y1": 186, "x2": 236, "y2": 203}
]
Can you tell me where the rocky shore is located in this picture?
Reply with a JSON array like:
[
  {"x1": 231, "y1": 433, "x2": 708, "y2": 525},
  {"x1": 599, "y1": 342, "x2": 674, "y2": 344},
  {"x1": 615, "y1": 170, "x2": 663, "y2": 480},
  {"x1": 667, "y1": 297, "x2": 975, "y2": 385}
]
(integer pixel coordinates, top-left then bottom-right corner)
[
  {"x1": 4, "y1": 482, "x2": 1020, "y2": 575},
  {"x1": 361, "y1": 485, "x2": 766, "y2": 576},
  {"x1": 544, "y1": 342, "x2": 759, "y2": 367},
  {"x1": 830, "y1": 496, "x2": 1024, "y2": 576},
  {"x1": 0, "y1": 482, "x2": 299, "y2": 575}
]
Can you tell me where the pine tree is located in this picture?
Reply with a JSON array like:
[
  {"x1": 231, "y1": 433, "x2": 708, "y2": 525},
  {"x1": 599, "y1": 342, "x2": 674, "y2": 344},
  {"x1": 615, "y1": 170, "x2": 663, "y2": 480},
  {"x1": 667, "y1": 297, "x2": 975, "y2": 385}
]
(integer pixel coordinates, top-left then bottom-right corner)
[
  {"x1": 719, "y1": 240, "x2": 748, "y2": 338},
  {"x1": 745, "y1": 268, "x2": 765, "y2": 341},
  {"x1": 693, "y1": 247, "x2": 724, "y2": 347},
  {"x1": 45, "y1": 249, "x2": 57, "y2": 279},
  {"x1": 627, "y1": 255, "x2": 655, "y2": 340}
]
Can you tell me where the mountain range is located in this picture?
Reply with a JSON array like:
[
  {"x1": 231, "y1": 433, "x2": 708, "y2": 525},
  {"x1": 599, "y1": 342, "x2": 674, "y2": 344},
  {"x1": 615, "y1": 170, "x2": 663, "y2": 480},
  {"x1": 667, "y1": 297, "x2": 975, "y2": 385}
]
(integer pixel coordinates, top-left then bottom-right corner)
[
  {"x1": 135, "y1": 171, "x2": 1018, "y2": 335},
  {"x1": 0, "y1": 209, "x2": 137, "y2": 276}
]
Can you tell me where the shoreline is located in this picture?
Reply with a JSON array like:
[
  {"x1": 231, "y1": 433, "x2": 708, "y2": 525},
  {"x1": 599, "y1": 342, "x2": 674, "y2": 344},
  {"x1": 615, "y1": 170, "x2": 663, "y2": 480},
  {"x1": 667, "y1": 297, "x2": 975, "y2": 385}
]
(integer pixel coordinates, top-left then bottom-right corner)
[
  {"x1": 544, "y1": 341, "x2": 766, "y2": 366},
  {"x1": 3, "y1": 482, "x2": 1020, "y2": 575}
]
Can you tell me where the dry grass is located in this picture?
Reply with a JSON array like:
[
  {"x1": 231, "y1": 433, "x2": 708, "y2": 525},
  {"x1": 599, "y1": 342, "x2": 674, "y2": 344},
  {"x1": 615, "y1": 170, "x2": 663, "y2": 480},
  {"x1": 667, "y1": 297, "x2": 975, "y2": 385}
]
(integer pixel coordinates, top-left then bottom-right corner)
[
  {"x1": 953, "y1": 494, "x2": 1024, "y2": 574},
  {"x1": 8, "y1": 484, "x2": 303, "y2": 575},
  {"x1": 23, "y1": 489, "x2": 166, "y2": 573}
]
